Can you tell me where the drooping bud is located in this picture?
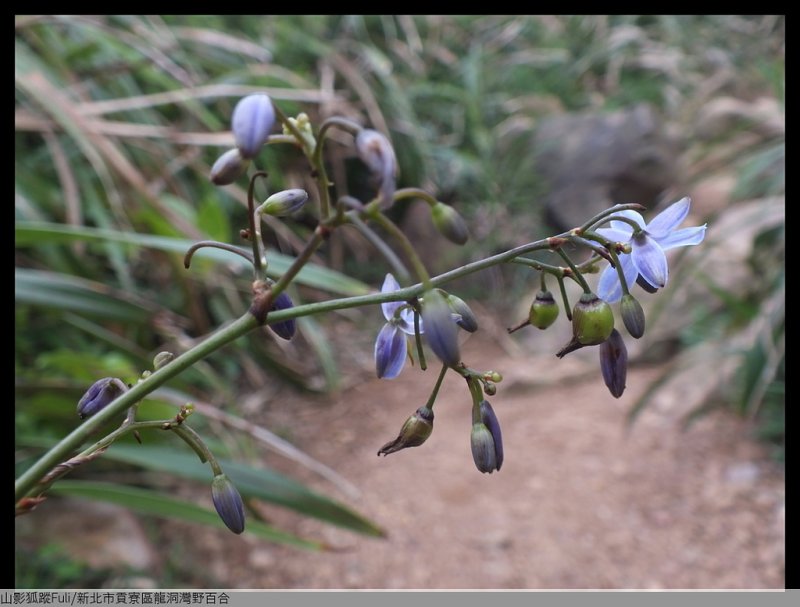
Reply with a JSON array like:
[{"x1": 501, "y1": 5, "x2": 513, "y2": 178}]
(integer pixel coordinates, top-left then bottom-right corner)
[
  {"x1": 153, "y1": 351, "x2": 174, "y2": 371},
  {"x1": 355, "y1": 129, "x2": 397, "y2": 209},
  {"x1": 377, "y1": 406, "x2": 434, "y2": 456},
  {"x1": 77, "y1": 377, "x2": 125, "y2": 419},
  {"x1": 258, "y1": 189, "x2": 309, "y2": 217},
  {"x1": 529, "y1": 290, "x2": 559, "y2": 330},
  {"x1": 430, "y1": 202, "x2": 469, "y2": 245},
  {"x1": 211, "y1": 474, "x2": 245, "y2": 534},
  {"x1": 445, "y1": 292, "x2": 478, "y2": 333},
  {"x1": 422, "y1": 290, "x2": 461, "y2": 368},
  {"x1": 268, "y1": 291, "x2": 296, "y2": 340},
  {"x1": 599, "y1": 328, "x2": 628, "y2": 398},
  {"x1": 210, "y1": 148, "x2": 251, "y2": 185},
  {"x1": 620, "y1": 294, "x2": 646, "y2": 339},
  {"x1": 231, "y1": 94, "x2": 275, "y2": 159},
  {"x1": 470, "y1": 400, "x2": 504, "y2": 473},
  {"x1": 571, "y1": 292, "x2": 614, "y2": 346}
]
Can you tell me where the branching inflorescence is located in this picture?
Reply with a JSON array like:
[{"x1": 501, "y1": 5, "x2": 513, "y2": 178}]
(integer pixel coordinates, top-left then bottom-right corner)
[{"x1": 14, "y1": 92, "x2": 707, "y2": 534}]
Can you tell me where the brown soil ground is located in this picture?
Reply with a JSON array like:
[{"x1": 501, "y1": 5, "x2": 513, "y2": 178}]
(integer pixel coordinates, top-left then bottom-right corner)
[{"x1": 187, "y1": 331, "x2": 785, "y2": 590}]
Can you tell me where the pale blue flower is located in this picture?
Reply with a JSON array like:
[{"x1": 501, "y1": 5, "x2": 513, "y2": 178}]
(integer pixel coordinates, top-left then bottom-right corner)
[
  {"x1": 375, "y1": 274, "x2": 423, "y2": 379},
  {"x1": 596, "y1": 197, "x2": 707, "y2": 303}
]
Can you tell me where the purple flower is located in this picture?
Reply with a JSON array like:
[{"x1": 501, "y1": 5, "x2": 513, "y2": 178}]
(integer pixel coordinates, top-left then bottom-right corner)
[
  {"x1": 596, "y1": 197, "x2": 707, "y2": 303},
  {"x1": 375, "y1": 274, "x2": 423, "y2": 379},
  {"x1": 422, "y1": 289, "x2": 461, "y2": 368}
]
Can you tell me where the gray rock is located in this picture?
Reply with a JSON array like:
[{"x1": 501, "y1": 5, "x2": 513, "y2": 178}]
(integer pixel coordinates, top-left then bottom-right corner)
[{"x1": 534, "y1": 104, "x2": 682, "y2": 230}]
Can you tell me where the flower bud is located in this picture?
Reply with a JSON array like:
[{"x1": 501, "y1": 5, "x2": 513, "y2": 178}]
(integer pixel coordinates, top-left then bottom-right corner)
[
  {"x1": 620, "y1": 294, "x2": 646, "y2": 339},
  {"x1": 232, "y1": 94, "x2": 275, "y2": 159},
  {"x1": 422, "y1": 290, "x2": 461, "y2": 368},
  {"x1": 430, "y1": 202, "x2": 469, "y2": 245},
  {"x1": 445, "y1": 292, "x2": 478, "y2": 333},
  {"x1": 210, "y1": 148, "x2": 250, "y2": 185},
  {"x1": 268, "y1": 291, "x2": 297, "y2": 341},
  {"x1": 484, "y1": 382, "x2": 497, "y2": 396},
  {"x1": 485, "y1": 371, "x2": 503, "y2": 383},
  {"x1": 471, "y1": 400, "x2": 504, "y2": 473},
  {"x1": 355, "y1": 129, "x2": 397, "y2": 209},
  {"x1": 153, "y1": 351, "x2": 174, "y2": 370},
  {"x1": 77, "y1": 377, "x2": 125, "y2": 419},
  {"x1": 377, "y1": 406, "x2": 434, "y2": 456},
  {"x1": 258, "y1": 189, "x2": 309, "y2": 217},
  {"x1": 529, "y1": 290, "x2": 559, "y2": 330},
  {"x1": 571, "y1": 292, "x2": 614, "y2": 346},
  {"x1": 211, "y1": 474, "x2": 245, "y2": 534},
  {"x1": 599, "y1": 328, "x2": 628, "y2": 398}
]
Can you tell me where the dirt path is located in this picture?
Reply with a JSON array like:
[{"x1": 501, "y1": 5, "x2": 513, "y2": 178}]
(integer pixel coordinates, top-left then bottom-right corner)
[{"x1": 196, "y1": 334, "x2": 785, "y2": 589}]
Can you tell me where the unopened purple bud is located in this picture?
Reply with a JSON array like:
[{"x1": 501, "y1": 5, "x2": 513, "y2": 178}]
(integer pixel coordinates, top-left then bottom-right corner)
[
  {"x1": 258, "y1": 189, "x2": 309, "y2": 217},
  {"x1": 232, "y1": 94, "x2": 275, "y2": 159},
  {"x1": 471, "y1": 422, "x2": 501, "y2": 474},
  {"x1": 210, "y1": 148, "x2": 250, "y2": 185},
  {"x1": 599, "y1": 328, "x2": 628, "y2": 398},
  {"x1": 478, "y1": 400, "x2": 504, "y2": 470},
  {"x1": 211, "y1": 474, "x2": 245, "y2": 534},
  {"x1": 620, "y1": 294, "x2": 646, "y2": 339},
  {"x1": 445, "y1": 292, "x2": 478, "y2": 333},
  {"x1": 431, "y1": 202, "x2": 469, "y2": 245},
  {"x1": 269, "y1": 291, "x2": 296, "y2": 340},
  {"x1": 422, "y1": 290, "x2": 461, "y2": 368},
  {"x1": 355, "y1": 129, "x2": 397, "y2": 209},
  {"x1": 77, "y1": 377, "x2": 125, "y2": 419}
]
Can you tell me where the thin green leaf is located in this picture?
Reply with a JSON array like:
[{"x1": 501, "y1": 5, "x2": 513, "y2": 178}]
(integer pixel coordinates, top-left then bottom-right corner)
[
  {"x1": 49, "y1": 480, "x2": 324, "y2": 550},
  {"x1": 15, "y1": 269, "x2": 157, "y2": 322},
  {"x1": 99, "y1": 443, "x2": 385, "y2": 537},
  {"x1": 16, "y1": 221, "x2": 371, "y2": 296}
]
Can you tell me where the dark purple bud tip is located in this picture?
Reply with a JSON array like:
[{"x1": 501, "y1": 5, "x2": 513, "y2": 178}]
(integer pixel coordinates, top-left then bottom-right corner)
[
  {"x1": 77, "y1": 377, "x2": 125, "y2": 419},
  {"x1": 422, "y1": 290, "x2": 461, "y2": 368},
  {"x1": 377, "y1": 406, "x2": 434, "y2": 456},
  {"x1": 269, "y1": 291, "x2": 296, "y2": 340},
  {"x1": 232, "y1": 94, "x2": 276, "y2": 159},
  {"x1": 599, "y1": 328, "x2": 628, "y2": 398},
  {"x1": 211, "y1": 474, "x2": 245, "y2": 534},
  {"x1": 431, "y1": 202, "x2": 469, "y2": 245}
]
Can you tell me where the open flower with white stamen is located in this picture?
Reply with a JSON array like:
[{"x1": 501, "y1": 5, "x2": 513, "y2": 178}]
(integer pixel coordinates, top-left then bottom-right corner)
[{"x1": 596, "y1": 197, "x2": 707, "y2": 303}]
